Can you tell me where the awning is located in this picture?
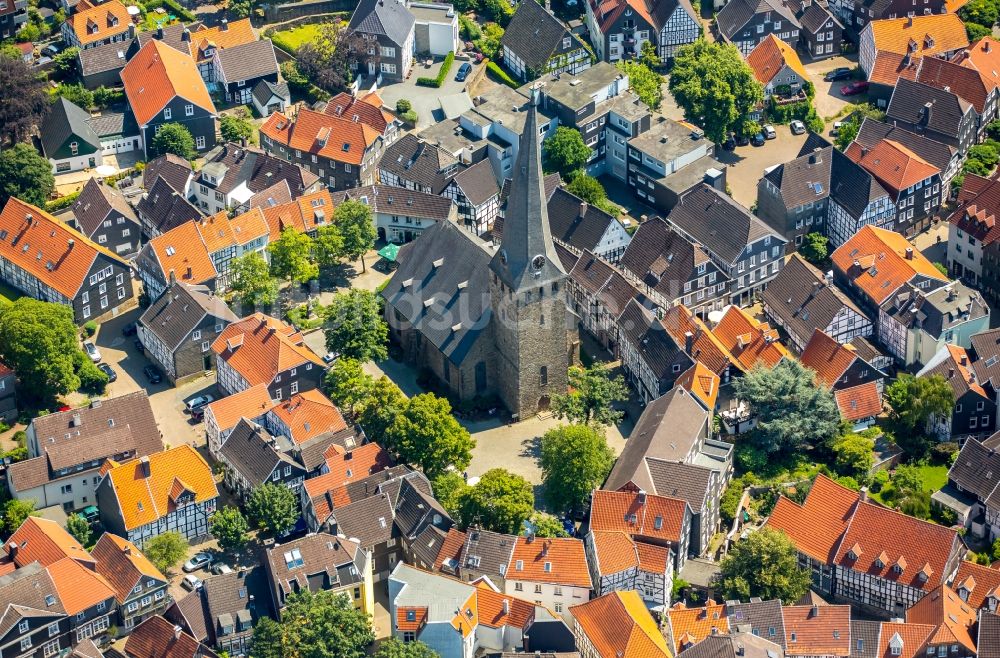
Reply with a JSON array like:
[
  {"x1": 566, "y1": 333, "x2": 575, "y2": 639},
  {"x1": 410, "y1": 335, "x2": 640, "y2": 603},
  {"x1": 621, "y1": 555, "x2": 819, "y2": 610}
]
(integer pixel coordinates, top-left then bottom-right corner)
[{"x1": 377, "y1": 243, "x2": 400, "y2": 262}]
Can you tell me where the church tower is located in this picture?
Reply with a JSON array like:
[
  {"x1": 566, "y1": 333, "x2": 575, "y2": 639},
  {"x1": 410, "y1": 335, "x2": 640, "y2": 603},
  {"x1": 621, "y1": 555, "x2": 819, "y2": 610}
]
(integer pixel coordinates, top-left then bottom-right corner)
[{"x1": 489, "y1": 89, "x2": 573, "y2": 418}]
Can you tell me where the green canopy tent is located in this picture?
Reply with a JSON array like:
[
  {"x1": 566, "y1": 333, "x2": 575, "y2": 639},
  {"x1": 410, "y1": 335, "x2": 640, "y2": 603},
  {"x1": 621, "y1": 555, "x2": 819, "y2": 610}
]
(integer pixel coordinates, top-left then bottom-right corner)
[{"x1": 377, "y1": 243, "x2": 400, "y2": 262}]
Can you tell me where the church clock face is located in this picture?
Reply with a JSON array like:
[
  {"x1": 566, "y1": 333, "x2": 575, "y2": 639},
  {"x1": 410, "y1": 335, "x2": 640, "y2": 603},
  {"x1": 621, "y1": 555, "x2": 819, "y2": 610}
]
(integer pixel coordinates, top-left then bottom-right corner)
[{"x1": 531, "y1": 255, "x2": 545, "y2": 271}]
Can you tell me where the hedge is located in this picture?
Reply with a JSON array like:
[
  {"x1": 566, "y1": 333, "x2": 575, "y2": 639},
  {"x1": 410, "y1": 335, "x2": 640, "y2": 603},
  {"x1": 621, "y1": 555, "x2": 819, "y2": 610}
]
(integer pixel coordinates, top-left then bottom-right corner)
[
  {"x1": 142, "y1": 0, "x2": 195, "y2": 23},
  {"x1": 486, "y1": 60, "x2": 517, "y2": 88},
  {"x1": 416, "y1": 51, "x2": 455, "y2": 88},
  {"x1": 46, "y1": 190, "x2": 80, "y2": 213}
]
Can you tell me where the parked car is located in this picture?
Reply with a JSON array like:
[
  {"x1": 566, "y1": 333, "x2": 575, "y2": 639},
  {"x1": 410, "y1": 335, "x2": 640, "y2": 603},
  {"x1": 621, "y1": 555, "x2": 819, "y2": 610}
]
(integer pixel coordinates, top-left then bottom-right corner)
[
  {"x1": 790, "y1": 120, "x2": 806, "y2": 135},
  {"x1": 81, "y1": 505, "x2": 100, "y2": 523},
  {"x1": 143, "y1": 365, "x2": 162, "y2": 384},
  {"x1": 735, "y1": 133, "x2": 750, "y2": 147},
  {"x1": 83, "y1": 342, "x2": 101, "y2": 363},
  {"x1": 831, "y1": 120, "x2": 843, "y2": 135},
  {"x1": 97, "y1": 363, "x2": 116, "y2": 383},
  {"x1": 751, "y1": 132, "x2": 766, "y2": 147},
  {"x1": 181, "y1": 574, "x2": 202, "y2": 591},
  {"x1": 212, "y1": 563, "x2": 234, "y2": 575},
  {"x1": 455, "y1": 62, "x2": 472, "y2": 82},
  {"x1": 183, "y1": 552, "x2": 213, "y2": 572},
  {"x1": 322, "y1": 352, "x2": 339, "y2": 364},
  {"x1": 840, "y1": 81, "x2": 869, "y2": 96},
  {"x1": 722, "y1": 133, "x2": 736, "y2": 150},
  {"x1": 825, "y1": 67, "x2": 853, "y2": 81},
  {"x1": 185, "y1": 394, "x2": 215, "y2": 413},
  {"x1": 763, "y1": 124, "x2": 777, "y2": 140},
  {"x1": 41, "y1": 43, "x2": 60, "y2": 57},
  {"x1": 121, "y1": 322, "x2": 137, "y2": 336}
]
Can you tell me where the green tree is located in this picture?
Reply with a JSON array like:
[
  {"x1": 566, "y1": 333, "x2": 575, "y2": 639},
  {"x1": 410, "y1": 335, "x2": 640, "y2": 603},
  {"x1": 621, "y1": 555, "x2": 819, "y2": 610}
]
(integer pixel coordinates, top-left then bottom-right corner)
[
  {"x1": 566, "y1": 174, "x2": 608, "y2": 206},
  {"x1": 527, "y1": 512, "x2": 569, "y2": 538},
  {"x1": 246, "y1": 482, "x2": 299, "y2": 537},
  {"x1": 639, "y1": 39, "x2": 660, "y2": 70},
  {"x1": 734, "y1": 360, "x2": 841, "y2": 455},
  {"x1": 482, "y1": 0, "x2": 513, "y2": 24},
  {"x1": 220, "y1": 112, "x2": 256, "y2": 145},
  {"x1": 669, "y1": 39, "x2": 764, "y2": 143},
  {"x1": 268, "y1": 227, "x2": 318, "y2": 284},
  {"x1": 228, "y1": 0, "x2": 254, "y2": 18},
  {"x1": 431, "y1": 471, "x2": 469, "y2": 520},
  {"x1": 324, "y1": 289, "x2": 388, "y2": 362},
  {"x1": 0, "y1": 299, "x2": 84, "y2": 401},
  {"x1": 384, "y1": 394, "x2": 474, "y2": 478},
  {"x1": 374, "y1": 638, "x2": 440, "y2": 658},
  {"x1": 960, "y1": 0, "x2": 998, "y2": 28},
  {"x1": 315, "y1": 224, "x2": 345, "y2": 269},
  {"x1": 228, "y1": 251, "x2": 278, "y2": 309},
  {"x1": 65, "y1": 513, "x2": 92, "y2": 547},
  {"x1": 892, "y1": 464, "x2": 924, "y2": 498},
  {"x1": 335, "y1": 199, "x2": 377, "y2": 272},
  {"x1": 552, "y1": 363, "x2": 629, "y2": 426},
  {"x1": 617, "y1": 59, "x2": 663, "y2": 111},
  {"x1": 714, "y1": 527, "x2": 811, "y2": 604},
  {"x1": 0, "y1": 52, "x2": 48, "y2": 145},
  {"x1": 355, "y1": 376, "x2": 406, "y2": 439},
  {"x1": 457, "y1": 468, "x2": 534, "y2": 534},
  {"x1": 77, "y1": 358, "x2": 109, "y2": 394},
  {"x1": 884, "y1": 374, "x2": 954, "y2": 457},
  {"x1": 93, "y1": 86, "x2": 124, "y2": 109},
  {"x1": 323, "y1": 358, "x2": 375, "y2": 412},
  {"x1": 210, "y1": 506, "x2": 250, "y2": 553},
  {"x1": 539, "y1": 424, "x2": 614, "y2": 513},
  {"x1": 967, "y1": 20, "x2": 994, "y2": 40},
  {"x1": 830, "y1": 433, "x2": 875, "y2": 481},
  {"x1": 900, "y1": 489, "x2": 931, "y2": 519},
  {"x1": 474, "y1": 22, "x2": 505, "y2": 58},
  {"x1": 151, "y1": 123, "x2": 195, "y2": 158},
  {"x1": 799, "y1": 232, "x2": 829, "y2": 266},
  {"x1": 51, "y1": 46, "x2": 80, "y2": 80},
  {"x1": 143, "y1": 531, "x2": 188, "y2": 574},
  {"x1": 251, "y1": 590, "x2": 374, "y2": 658},
  {"x1": 0, "y1": 143, "x2": 55, "y2": 207},
  {"x1": 53, "y1": 83, "x2": 94, "y2": 110},
  {"x1": 542, "y1": 126, "x2": 591, "y2": 177},
  {"x1": 4, "y1": 499, "x2": 37, "y2": 534},
  {"x1": 834, "y1": 120, "x2": 860, "y2": 150}
]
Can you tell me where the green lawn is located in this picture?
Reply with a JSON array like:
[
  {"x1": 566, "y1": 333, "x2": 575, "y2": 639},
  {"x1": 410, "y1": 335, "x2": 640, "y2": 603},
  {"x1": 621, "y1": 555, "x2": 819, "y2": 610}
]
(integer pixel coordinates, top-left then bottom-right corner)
[
  {"x1": 870, "y1": 463, "x2": 948, "y2": 506},
  {"x1": 269, "y1": 23, "x2": 327, "y2": 54},
  {"x1": 0, "y1": 282, "x2": 22, "y2": 307}
]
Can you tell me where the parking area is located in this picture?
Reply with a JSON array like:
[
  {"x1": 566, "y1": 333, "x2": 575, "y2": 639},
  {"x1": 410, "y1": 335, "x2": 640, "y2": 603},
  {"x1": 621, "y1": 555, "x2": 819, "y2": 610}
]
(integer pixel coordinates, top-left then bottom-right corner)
[
  {"x1": 802, "y1": 53, "x2": 862, "y2": 120},
  {"x1": 716, "y1": 127, "x2": 810, "y2": 208},
  {"x1": 375, "y1": 56, "x2": 483, "y2": 130}
]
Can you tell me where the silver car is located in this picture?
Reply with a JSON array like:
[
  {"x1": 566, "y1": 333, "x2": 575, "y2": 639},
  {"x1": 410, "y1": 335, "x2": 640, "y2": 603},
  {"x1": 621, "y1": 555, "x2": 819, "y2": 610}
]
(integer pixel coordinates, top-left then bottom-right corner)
[{"x1": 83, "y1": 342, "x2": 101, "y2": 363}]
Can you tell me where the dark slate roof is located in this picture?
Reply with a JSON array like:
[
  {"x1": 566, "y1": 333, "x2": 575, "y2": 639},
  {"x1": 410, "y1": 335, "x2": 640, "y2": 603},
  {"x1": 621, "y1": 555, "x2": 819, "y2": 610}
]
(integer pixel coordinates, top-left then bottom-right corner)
[
  {"x1": 265, "y1": 532, "x2": 364, "y2": 603},
  {"x1": 946, "y1": 435, "x2": 1000, "y2": 508},
  {"x1": 796, "y1": 1, "x2": 838, "y2": 33},
  {"x1": 409, "y1": 525, "x2": 448, "y2": 568},
  {"x1": 202, "y1": 567, "x2": 270, "y2": 644},
  {"x1": 40, "y1": 97, "x2": 101, "y2": 158},
  {"x1": 393, "y1": 475, "x2": 450, "y2": 538},
  {"x1": 881, "y1": 281, "x2": 989, "y2": 340},
  {"x1": 348, "y1": 0, "x2": 415, "y2": 47},
  {"x1": 252, "y1": 79, "x2": 289, "y2": 107},
  {"x1": 72, "y1": 177, "x2": 138, "y2": 237},
  {"x1": 761, "y1": 254, "x2": 869, "y2": 343},
  {"x1": 449, "y1": 158, "x2": 499, "y2": 206},
  {"x1": 829, "y1": 148, "x2": 890, "y2": 219},
  {"x1": 133, "y1": 22, "x2": 198, "y2": 56},
  {"x1": 382, "y1": 220, "x2": 492, "y2": 366},
  {"x1": 716, "y1": 0, "x2": 798, "y2": 38},
  {"x1": 762, "y1": 147, "x2": 832, "y2": 209},
  {"x1": 499, "y1": 0, "x2": 581, "y2": 72},
  {"x1": 200, "y1": 143, "x2": 319, "y2": 197},
  {"x1": 215, "y1": 39, "x2": 279, "y2": 83},
  {"x1": 979, "y1": 612, "x2": 1000, "y2": 658},
  {"x1": 619, "y1": 217, "x2": 725, "y2": 303},
  {"x1": 379, "y1": 134, "x2": 461, "y2": 195},
  {"x1": 297, "y1": 427, "x2": 360, "y2": 473},
  {"x1": 143, "y1": 153, "x2": 192, "y2": 193},
  {"x1": 855, "y1": 117, "x2": 956, "y2": 178},
  {"x1": 88, "y1": 110, "x2": 139, "y2": 139},
  {"x1": 615, "y1": 298, "x2": 693, "y2": 384},
  {"x1": 547, "y1": 187, "x2": 619, "y2": 253},
  {"x1": 797, "y1": 132, "x2": 833, "y2": 157},
  {"x1": 137, "y1": 176, "x2": 203, "y2": 234},
  {"x1": 332, "y1": 184, "x2": 454, "y2": 222},
  {"x1": 971, "y1": 328, "x2": 1000, "y2": 387},
  {"x1": 643, "y1": 459, "x2": 713, "y2": 510},
  {"x1": 677, "y1": 633, "x2": 783, "y2": 658},
  {"x1": 139, "y1": 281, "x2": 237, "y2": 352},
  {"x1": 78, "y1": 40, "x2": 128, "y2": 77},
  {"x1": 668, "y1": 184, "x2": 782, "y2": 265},
  {"x1": 850, "y1": 620, "x2": 881, "y2": 658},
  {"x1": 459, "y1": 528, "x2": 516, "y2": 580},
  {"x1": 727, "y1": 599, "x2": 786, "y2": 649},
  {"x1": 886, "y1": 78, "x2": 975, "y2": 140},
  {"x1": 220, "y1": 419, "x2": 302, "y2": 487},
  {"x1": 847, "y1": 335, "x2": 886, "y2": 365},
  {"x1": 165, "y1": 591, "x2": 210, "y2": 642},
  {"x1": 334, "y1": 492, "x2": 397, "y2": 547},
  {"x1": 0, "y1": 564, "x2": 66, "y2": 637},
  {"x1": 568, "y1": 250, "x2": 644, "y2": 318}
]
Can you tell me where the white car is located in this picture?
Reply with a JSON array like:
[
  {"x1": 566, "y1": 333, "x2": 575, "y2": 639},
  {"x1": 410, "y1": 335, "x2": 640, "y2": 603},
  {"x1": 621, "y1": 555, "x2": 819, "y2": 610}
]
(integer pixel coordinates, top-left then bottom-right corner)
[
  {"x1": 790, "y1": 120, "x2": 806, "y2": 135},
  {"x1": 83, "y1": 342, "x2": 101, "y2": 363},
  {"x1": 212, "y1": 563, "x2": 234, "y2": 575},
  {"x1": 181, "y1": 574, "x2": 202, "y2": 591},
  {"x1": 763, "y1": 125, "x2": 777, "y2": 140},
  {"x1": 832, "y1": 121, "x2": 843, "y2": 135},
  {"x1": 183, "y1": 552, "x2": 213, "y2": 572},
  {"x1": 185, "y1": 395, "x2": 215, "y2": 413}
]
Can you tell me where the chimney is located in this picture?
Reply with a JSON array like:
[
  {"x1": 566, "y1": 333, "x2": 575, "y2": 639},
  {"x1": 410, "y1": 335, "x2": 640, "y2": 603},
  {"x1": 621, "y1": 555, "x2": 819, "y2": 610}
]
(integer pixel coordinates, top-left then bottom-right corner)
[
  {"x1": 124, "y1": 545, "x2": 131, "y2": 555},
  {"x1": 156, "y1": 24, "x2": 163, "y2": 39},
  {"x1": 810, "y1": 604, "x2": 819, "y2": 618},
  {"x1": 637, "y1": 489, "x2": 646, "y2": 505},
  {"x1": 220, "y1": 18, "x2": 228, "y2": 30},
  {"x1": 182, "y1": 28, "x2": 191, "y2": 42},
  {"x1": 859, "y1": 486, "x2": 868, "y2": 502},
  {"x1": 128, "y1": 23, "x2": 135, "y2": 39},
  {"x1": 139, "y1": 456, "x2": 151, "y2": 478},
  {"x1": 502, "y1": 599, "x2": 510, "y2": 615},
  {"x1": 7, "y1": 541, "x2": 16, "y2": 560},
  {"x1": 173, "y1": 625, "x2": 183, "y2": 640},
  {"x1": 921, "y1": 102, "x2": 932, "y2": 125},
  {"x1": 67, "y1": 238, "x2": 74, "y2": 249},
  {"x1": 579, "y1": 201, "x2": 587, "y2": 219},
  {"x1": 684, "y1": 331, "x2": 694, "y2": 354},
  {"x1": 986, "y1": 40, "x2": 993, "y2": 53},
  {"x1": 169, "y1": 269, "x2": 176, "y2": 285},
  {"x1": 948, "y1": 367, "x2": 956, "y2": 378},
  {"x1": 186, "y1": 266, "x2": 192, "y2": 279},
  {"x1": 961, "y1": 353, "x2": 968, "y2": 365},
  {"x1": 905, "y1": 247, "x2": 913, "y2": 260},
  {"x1": 906, "y1": 15, "x2": 913, "y2": 26},
  {"x1": 71, "y1": 412, "x2": 82, "y2": 427}
]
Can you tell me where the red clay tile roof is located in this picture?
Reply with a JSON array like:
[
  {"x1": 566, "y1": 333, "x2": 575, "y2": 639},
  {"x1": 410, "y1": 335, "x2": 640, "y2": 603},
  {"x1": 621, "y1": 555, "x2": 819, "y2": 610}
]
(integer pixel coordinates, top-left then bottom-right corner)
[
  {"x1": 675, "y1": 362, "x2": 720, "y2": 411},
  {"x1": 270, "y1": 389, "x2": 348, "y2": 445},
  {"x1": 590, "y1": 489, "x2": 688, "y2": 545},
  {"x1": 47, "y1": 557, "x2": 116, "y2": 616},
  {"x1": 7, "y1": 517, "x2": 94, "y2": 569},
  {"x1": 91, "y1": 533, "x2": 165, "y2": 603},
  {"x1": 196, "y1": 209, "x2": 269, "y2": 255},
  {"x1": 475, "y1": 583, "x2": 535, "y2": 629},
  {"x1": 0, "y1": 197, "x2": 128, "y2": 299},
  {"x1": 212, "y1": 313, "x2": 324, "y2": 387},
  {"x1": 395, "y1": 606, "x2": 427, "y2": 632},
  {"x1": 953, "y1": 560, "x2": 1000, "y2": 610},
  {"x1": 188, "y1": 18, "x2": 256, "y2": 63},
  {"x1": 323, "y1": 443, "x2": 392, "y2": 486},
  {"x1": 508, "y1": 537, "x2": 591, "y2": 588},
  {"x1": 834, "y1": 381, "x2": 882, "y2": 421},
  {"x1": 125, "y1": 614, "x2": 218, "y2": 658},
  {"x1": 846, "y1": 140, "x2": 940, "y2": 195},
  {"x1": 868, "y1": 14, "x2": 969, "y2": 61},
  {"x1": 877, "y1": 622, "x2": 936, "y2": 658},
  {"x1": 590, "y1": 530, "x2": 641, "y2": 575},
  {"x1": 867, "y1": 51, "x2": 919, "y2": 86},
  {"x1": 324, "y1": 92, "x2": 393, "y2": 133},
  {"x1": 783, "y1": 604, "x2": 852, "y2": 656},
  {"x1": 203, "y1": 384, "x2": 275, "y2": 433},
  {"x1": 667, "y1": 601, "x2": 730, "y2": 652},
  {"x1": 122, "y1": 39, "x2": 215, "y2": 127},
  {"x1": 146, "y1": 221, "x2": 216, "y2": 287},
  {"x1": 915, "y1": 56, "x2": 992, "y2": 114},
  {"x1": 747, "y1": 34, "x2": 808, "y2": 85},
  {"x1": 434, "y1": 528, "x2": 467, "y2": 570},
  {"x1": 711, "y1": 305, "x2": 790, "y2": 371},
  {"x1": 661, "y1": 304, "x2": 740, "y2": 376},
  {"x1": 956, "y1": 37, "x2": 1000, "y2": 92},
  {"x1": 906, "y1": 585, "x2": 978, "y2": 652},
  {"x1": 571, "y1": 590, "x2": 671, "y2": 658},
  {"x1": 66, "y1": 0, "x2": 132, "y2": 47},
  {"x1": 766, "y1": 474, "x2": 860, "y2": 564},
  {"x1": 260, "y1": 108, "x2": 376, "y2": 166},
  {"x1": 800, "y1": 329, "x2": 859, "y2": 388},
  {"x1": 259, "y1": 190, "x2": 335, "y2": 241}
]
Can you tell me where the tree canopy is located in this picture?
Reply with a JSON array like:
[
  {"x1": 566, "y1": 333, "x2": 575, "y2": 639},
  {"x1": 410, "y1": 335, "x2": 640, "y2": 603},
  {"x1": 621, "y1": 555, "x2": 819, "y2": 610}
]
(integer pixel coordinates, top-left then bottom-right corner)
[
  {"x1": 457, "y1": 468, "x2": 534, "y2": 534},
  {"x1": 150, "y1": 123, "x2": 195, "y2": 159},
  {"x1": 335, "y1": 199, "x2": 377, "y2": 272},
  {"x1": 884, "y1": 374, "x2": 954, "y2": 457},
  {"x1": 324, "y1": 289, "x2": 388, "y2": 362},
  {"x1": 220, "y1": 111, "x2": 256, "y2": 145},
  {"x1": 384, "y1": 393, "x2": 474, "y2": 478},
  {"x1": 252, "y1": 590, "x2": 374, "y2": 658},
  {"x1": 0, "y1": 52, "x2": 48, "y2": 145},
  {"x1": 669, "y1": 39, "x2": 764, "y2": 143},
  {"x1": 373, "y1": 639, "x2": 440, "y2": 658},
  {"x1": 211, "y1": 506, "x2": 250, "y2": 553},
  {"x1": 246, "y1": 482, "x2": 299, "y2": 537},
  {"x1": 799, "y1": 233, "x2": 829, "y2": 267},
  {"x1": 617, "y1": 59, "x2": 663, "y2": 110},
  {"x1": 0, "y1": 299, "x2": 88, "y2": 401},
  {"x1": 552, "y1": 363, "x2": 629, "y2": 426},
  {"x1": 4, "y1": 500, "x2": 37, "y2": 535},
  {"x1": 65, "y1": 514, "x2": 92, "y2": 547},
  {"x1": 268, "y1": 227, "x2": 318, "y2": 284},
  {"x1": 0, "y1": 143, "x2": 55, "y2": 207},
  {"x1": 295, "y1": 22, "x2": 371, "y2": 93},
  {"x1": 542, "y1": 126, "x2": 591, "y2": 178},
  {"x1": 229, "y1": 251, "x2": 278, "y2": 310},
  {"x1": 715, "y1": 527, "x2": 812, "y2": 604},
  {"x1": 539, "y1": 424, "x2": 614, "y2": 513},
  {"x1": 143, "y1": 531, "x2": 188, "y2": 574}
]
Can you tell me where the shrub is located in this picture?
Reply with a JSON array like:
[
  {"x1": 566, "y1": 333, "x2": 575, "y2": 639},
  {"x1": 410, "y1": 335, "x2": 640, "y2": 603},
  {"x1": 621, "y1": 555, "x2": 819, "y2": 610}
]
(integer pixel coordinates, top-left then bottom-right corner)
[
  {"x1": 931, "y1": 441, "x2": 959, "y2": 465},
  {"x1": 395, "y1": 99, "x2": 412, "y2": 113},
  {"x1": 46, "y1": 191, "x2": 81, "y2": 213},
  {"x1": 401, "y1": 109, "x2": 418, "y2": 124},
  {"x1": 140, "y1": 0, "x2": 195, "y2": 22},
  {"x1": 77, "y1": 361, "x2": 108, "y2": 394},
  {"x1": 870, "y1": 469, "x2": 890, "y2": 493},
  {"x1": 417, "y1": 51, "x2": 455, "y2": 88},
  {"x1": 83, "y1": 321, "x2": 97, "y2": 337},
  {"x1": 486, "y1": 60, "x2": 518, "y2": 88}
]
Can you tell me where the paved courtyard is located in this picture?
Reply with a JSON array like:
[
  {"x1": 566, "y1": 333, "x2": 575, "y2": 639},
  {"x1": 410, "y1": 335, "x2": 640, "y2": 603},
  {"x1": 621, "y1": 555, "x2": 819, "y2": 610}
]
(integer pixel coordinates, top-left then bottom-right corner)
[
  {"x1": 802, "y1": 53, "x2": 862, "y2": 120},
  {"x1": 375, "y1": 56, "x2": 483, "y2": 130},
  {"x1": 716, "y1": 128, "x2": 810, "y2": 209}
]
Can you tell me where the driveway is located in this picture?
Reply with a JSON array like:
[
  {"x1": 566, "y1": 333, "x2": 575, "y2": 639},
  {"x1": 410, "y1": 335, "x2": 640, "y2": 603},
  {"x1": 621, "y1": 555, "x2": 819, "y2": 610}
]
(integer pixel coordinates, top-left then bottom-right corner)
[
  {"x1": 802, "y1": 53, "x2": 862, "y2": 120},
  {"x1": 716, "y1": 127, "x2": 809, "y2": 208},
  {"x1": 376, "y1": 56, "x2": 482, "y2": 130}
]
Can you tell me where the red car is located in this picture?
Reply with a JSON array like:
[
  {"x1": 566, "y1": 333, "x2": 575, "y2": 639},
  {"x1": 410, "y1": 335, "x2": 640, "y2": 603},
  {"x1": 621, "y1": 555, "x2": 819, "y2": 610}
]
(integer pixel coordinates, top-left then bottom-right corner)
[{"x1": 840, "y1": 81, "x2": 869, "y2": 96}]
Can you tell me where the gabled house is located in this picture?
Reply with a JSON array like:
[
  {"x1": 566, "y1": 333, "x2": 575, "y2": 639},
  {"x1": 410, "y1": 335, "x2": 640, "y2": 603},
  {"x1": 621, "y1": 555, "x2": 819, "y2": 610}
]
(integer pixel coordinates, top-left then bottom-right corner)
[
  {"x1": 761, "y1": 254, "x2": 873, "y2": 351},
  {"x1": 583, "y1": 0, "x2": 699, "y2": 62},
  {"x1": 918, "y1": 344, "x2": 996, "y2": 441},
  {"x1": 905, "y1": 585, "x2": 978, "y2": 657},
  {"x1": 616, "y1": 300, "x2": 694, "y2": 403},
  {"x1": 564, "y1": 249, "x2": 643, "y2": 353},
  {"x1": 711, "y1": 304, "x2": 791, "y2": 372},
  {"x1": 197, "y1": 566, "x2": 269, "y2": 657},
  {"x1": 378, "y1": 134, "x2": 462, "y2": 196},
  {"x1": 500, "y1": 0, "x2": 590, "y2": 81},
  {"x1": 95, "y1": 445, "x2": 219, "y2": 546},
  {"x1": 715, "y1": 0, "x2": 801, "y2": 55},
  {"x1": 135, "y1": 175, "x2": 202, "y2": 240},
  {"x1": 589, "y1": 489, "x2": 691, "y2": 572},
  {"x1": 785, "y1": 0, "x2": 843, "y2": 59},
  {"x1": 664, "y1": 600, "x2": 730, "y2": 653},
  {"x1": 203, "y1": 384, "x2": 275, "y2": 457},
  {"x1": 913, "y1": 55, "x2": 999, "y2": 134},
  {"x1": 69, "y1": 178, "x2": 141, "y2": 259},
  {"x1": 121, "y1": 39, "x2": 218, "y2": 158},
  {"x1": 184, "y1": 19, "x2": 258, "y2": 84},
  {"x1": 252, "y1": 79, "x2": 291, "y2": 118},
  {"x1": 39, "y1": 97, "x2": 142, "y2": 174},
  {"x1": 331, "y1": 184, "x2": 457, "y2": 244},
  {"x1": 855, "y1": 117, "x2": 960, "y2": 187},
  {"x1": 442, "y1": 159, "x2": 501, "y2": 236},
  {"x1": 547, "y1": 188, "x2": 631, "y2": 264},
  {"x1": 800, "y1": 328, "x2": 887, "y2": 391},
  {"x1": 62, "y1": 0, "x2": 132, "y2": 50},
  {"x1": 347, "y1": 0, "x2": 415, "y2": 81},
  {"x1": 953, "y1": 559, "x2": 1000, "y2": 613},
  {"x1": 217, "y1": 418, "x2": 308, "y2": 499},
  {"x1": 136, "y1": 221, "x2": 216, "y2": 302},
  {"x1": 747, "y1": 34, "x2": 809, "y2": 96},
  {"x1": 91, "y1": 534, "x2": 169, "y2": 634},
  {"x1": 885, "y1": 79, "x2": 978, "y2": 156},
  {"x1": 942, "y1": 434, "x2": 1000, "y2": 542},
  {"x1": 858, "y1": 14, "x2": 969, "y2": 79},
  {"x1": 584, "y1": 530, "x2": 672, "y2": 608},
  {"x1": 212, "y1": 39, "x2": 280, "y2": 106},
  {"x1": 756, "y1": 146, "x2": 833, "y2": 251},
  {"x1": 0, "y1": 197, "x2": 135, "y2": 325},
  {"x1": 661, "y1": 303, "x2": 741, "y2": 384},
  {"x1": 503, "y1": 536, "x2": 592, "y2": 623},
  {"x1": 571, "y1": 590, "x2": 671, "y2": 658},
  {"x1": 123, "y1": 615, "x2": 218, "y2": 658}
]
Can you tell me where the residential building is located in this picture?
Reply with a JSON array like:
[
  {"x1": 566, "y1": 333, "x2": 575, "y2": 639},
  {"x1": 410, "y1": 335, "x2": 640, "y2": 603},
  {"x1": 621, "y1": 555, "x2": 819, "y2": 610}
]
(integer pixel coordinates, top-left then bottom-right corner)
[
  {"x1": 918, "y1": 344, "x2": 997, "y2": 441},
  {"x1": 667, "y1": 184, "x2": 786, "y2": 306},
  {"x1": 858, "y1": 14, "x2": 969, "y2": 79},
  {"x1": 583, "y1": 0, "x2": 698, "y2": 62},
  {"x1": 331, "y1": 184, "x2": 457, "y2": 244},
  {"x1": 95, "y1": 445, "x2": 219, "y2": 546},
  {"x1": 590, "y1": 489, "x2": 691, "y2": 573},
  {"x1": 626, "y1": 121, "x2": 726, "y2": 213},
  {"x1": 217, "y1": 418, "x2": 308, "y2": 499},
  {"x1": 661, "y1": 303, "x2": 741, "y2": 384},
  {"x1": 954, "y1": 559, "x2": 1000, "y2": 612},
  {"x1": 747, "y1": 34, "x2": 809, "y2": 96},
  {"x1": 545, "y1": 189, "x2": 631, "y2": 264},
  {"x1": 91, "y1": 534, "x2": 169, "y2": 634},
  {"x1": 5, "y1": 516, "x2": 95, "y2": 570},
  {"x1": 123, "y1": 615, "x2": 218, "y2": 658},
  {"x1": 197, "y1": 566, "x2": 269, "y2": 657},
  {"x1": 584, "y1": 530, "x2": 672, "y2": 608},
  {"x1": 0, "y1": 362, "x2": 16, "y2": 423},
  {"x1": 212, "y1": 39, "x2": 280, "y2": 106},
  {"x1": 786, "y1": 0, "x2": 842, "y2": 59},
  {"x1": 136, "y1": 221, "x2": 216, "y2": 302},
  {"x1": 61, "y1": 0, "x2": 132, "y2": 50},
  {"x1": 0, "y1": 0, "x2": 26, "y2": 39},
  {"x1": 761, "y1": 254, "x2": 873, "y2": 351},
  {"x1": 441, "y1": 159, "x2": 501, "y2": 236},
  {"x1": 564, "y1": 249, "x2": 644, "y2": 353},
  {"x1": 183, "y1": 19, "x2": 257, "y2": 83},
  {"x1": 69, "y1": 178, "x2": 141, "y2": 258},
  {"x1": 942, "y1": 434, "x2": 1000, "y2": 542},
  {"x1": 378, "y1": 134, "x2": 462, "y2": 196},
  {"x1": 500, "y1": 0, "x2": 590, "y2": 81},
  {"x1": 905, "y1": 585, "x2": 978, "y2": 657},
  {"x1": 664, "y1": 600, "x2": 730, "y2": 653},
  {"x1": 782, "y1": 604, "x2": 852, "y2": 658},
  {"x1": 844, "y1": 0, "x2": 946, "y2": 34},
  {"x1": 800, "y1": 328, "x2": 887, "y2": 391},
  {"x1": 211, "y1": 313, "x2": 325, "y2": 400},
  {"x1": 711, "y1": 304, "x2": 791, "y2": 372},
  {"x1": 616, "y1": 300, "x2": 694, "y2": 402},
  {"x1": 914, "y1": 55, "x2": 1000, "y2": 134},
  {"x1": 948, "y1": 172, "x2": 1000, "y2": 289},
  {"x1": 10, "y1": 394, "x2": 161, "y2": 512},
  {"x1": 347, "y1": 0, "x2": 414, "y2": 81},
  {"x1": 716, "y1": 0, "x2": 801, "y2": 55},
  {"x1": 137, "y1": 280, "x2": 238, "y2": 385},
  {"x1": 39, "y1": 97, "x2": 142, "y2": 174},
  {"x1": 203, "y1": 384, "x2": 275, "y2": 458},
  {"x1": 252, "y1": 79, "x2": 291, "y2": 118},
  {"x1": 855, "y1": 117, "x2": 961, "y2": 187},
  {"x1": 135, "y1": 175, "x2": 203, "y2": 240},
  {"x1": 570, "y1": 589, "x2": 671, "y2": 658},
  {"x1": 767, "y1": 474, "x2": 965, "y2": 617},
  {"x1": 262, "y1": 532, "x2": 374, "y2": 617},
  {"x1": 885, "y1": 79, "x2": 978, "y2": 156},
  {"x1": 502, "y1": 536, "x2": 591, "y2": 623}
]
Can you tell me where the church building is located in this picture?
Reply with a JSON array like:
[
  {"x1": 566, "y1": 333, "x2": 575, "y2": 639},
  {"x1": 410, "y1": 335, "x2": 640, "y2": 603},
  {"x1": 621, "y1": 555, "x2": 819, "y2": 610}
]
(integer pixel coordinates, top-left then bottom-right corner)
[{"x1": 381, "y1": 91, "x2": 578, "y2": 418}]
